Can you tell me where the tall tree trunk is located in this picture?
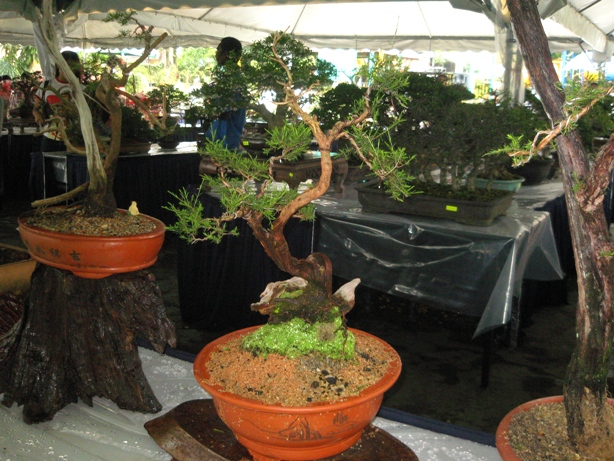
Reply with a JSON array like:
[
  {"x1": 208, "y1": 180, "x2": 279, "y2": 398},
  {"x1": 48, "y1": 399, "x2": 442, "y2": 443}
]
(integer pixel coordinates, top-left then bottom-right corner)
[{"x1": 507, "y1": 0, "x2": 614, "y2": 450}]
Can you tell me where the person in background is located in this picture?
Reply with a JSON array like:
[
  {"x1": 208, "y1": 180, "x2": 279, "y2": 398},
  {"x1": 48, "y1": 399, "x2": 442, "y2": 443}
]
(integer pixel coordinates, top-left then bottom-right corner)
[
  {"x1": 32, "y1": 50, "x2": 83, "y2": 153},
  {"x1": 200, "y1": 37, "x2": 248, "y2": 176},
  {"x1": 30, "y1": 50, "x2": 83, "y2": 200},
  {"x1": 204, "y1": 36, "x2": 247, "y2": 151}
]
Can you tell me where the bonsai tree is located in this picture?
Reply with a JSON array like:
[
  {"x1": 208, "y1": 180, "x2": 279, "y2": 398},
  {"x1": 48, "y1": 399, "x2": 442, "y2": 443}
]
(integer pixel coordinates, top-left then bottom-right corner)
[
  {"x1": 8, "y1": 70, "x2": 43, "y2": 118},
  {"x1": 310, "y1": 82, "x2": 368, "y2": 166},
  {"x1": 497, "y1": 0, "x2": 614, "y2": 457},
  {"x1": 143, "y1": 84, "x2": 188, "y2": 142},
  {"x1": 167, "y1": 32, "x2": 413, "y2": 358},
  {"x1": 310, "y1": 82, "x2": 367, "y2": 132},
  {"x1": 388, "y1": 72, "x2": 548, "y2": 190},
  {"x1": 189, "y1": 32, "x2": 337, "y2": 130},
  {"x1": 33, "y1": 4, "x2": 167, "y2": 216}
]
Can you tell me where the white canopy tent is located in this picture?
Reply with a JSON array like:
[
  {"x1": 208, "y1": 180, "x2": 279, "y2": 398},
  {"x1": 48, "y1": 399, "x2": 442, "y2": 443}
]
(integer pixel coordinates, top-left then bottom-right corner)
[{"x1": 0, "y1": 0, "x2": 611, "y2": 54}]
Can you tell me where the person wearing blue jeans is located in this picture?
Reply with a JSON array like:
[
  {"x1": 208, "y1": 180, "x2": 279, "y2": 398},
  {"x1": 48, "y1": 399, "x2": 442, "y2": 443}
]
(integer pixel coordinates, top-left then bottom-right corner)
[{"x1": 200, "y1": 37, "x2": 248, "y2": 176}]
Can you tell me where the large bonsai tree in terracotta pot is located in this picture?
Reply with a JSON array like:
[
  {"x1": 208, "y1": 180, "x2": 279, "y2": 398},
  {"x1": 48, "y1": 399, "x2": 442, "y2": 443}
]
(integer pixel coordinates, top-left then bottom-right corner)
[
  {"x1": 32, "y1": 7, "x2": 165, "y2": 216},
  {"x1": 494, "y1": 0, "x2": 614, "y2": 459},
  {"x1": 168, "y1": 42, "x2": 412, "y2": 323},
  {"x1": 0, "y1": 1, "x2": 175, "y2": 424},
  {"x1": 166, "y1": 33, "x2": 413, "y2": 460}
]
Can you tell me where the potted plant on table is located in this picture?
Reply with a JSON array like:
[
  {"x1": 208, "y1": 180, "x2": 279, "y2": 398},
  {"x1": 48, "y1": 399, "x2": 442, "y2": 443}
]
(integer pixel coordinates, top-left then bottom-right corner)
[
  {"x1": 0, "y1": 3, "x2": 175, "y2": 424},
  {"x1": 189, "y1": 31, "x2": 337, "y2": 159},
  {"x1": 492, "y1": 0, "x2": 614, "y2": 459},
  {"x1": 163, "y1": 32, "x2": 414, "y2": 460},
  {"x1": 310, "y1": 82, "x2": 371, "y2": 183},
  {"x1": 8, "y1": 70, "x2": 43, "y2": 120},
  {"x1": 143, "y1": 84, "x2": 188, "y2": 149},
  {"x1": 355, "y1": 72, "x2": 545, "y2": 226}
]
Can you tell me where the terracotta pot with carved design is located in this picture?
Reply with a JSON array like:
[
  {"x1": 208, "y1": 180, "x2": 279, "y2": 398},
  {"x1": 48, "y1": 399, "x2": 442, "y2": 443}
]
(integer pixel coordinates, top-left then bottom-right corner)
[
  {"x1": 17, "y1": 210, "x2": 165, "y2": 279},
  {"x1": 194, "y1": 326, "x2": 402, "y2": 461}
]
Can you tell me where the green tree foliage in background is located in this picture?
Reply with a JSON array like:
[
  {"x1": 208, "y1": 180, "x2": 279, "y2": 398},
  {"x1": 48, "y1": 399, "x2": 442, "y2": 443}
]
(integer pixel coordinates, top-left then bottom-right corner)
[
  {"x1": 0, "y1": 44, "x2": 39, "y2": 77},
  {"x1": 175, "y1": 47, "x2": 216, "y2": 87}
]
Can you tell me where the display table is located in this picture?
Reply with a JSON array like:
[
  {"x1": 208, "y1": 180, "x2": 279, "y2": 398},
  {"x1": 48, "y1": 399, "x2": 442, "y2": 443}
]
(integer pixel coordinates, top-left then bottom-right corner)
[
  {"x1": 0, "y1": 347, "x2": 502, "y2": 461},
  {"x1": 314, "y1": 187, "x2": 564, "y2": 339},
  {"x1": 39, "y1": 142, "x2": 202, "y2": 224},
  {"x1": 0, "y1": 127, "x2": 41, "y2": 201},
  {"x1": 177, "y1": 184, "x2": 564, "y2": 339}
]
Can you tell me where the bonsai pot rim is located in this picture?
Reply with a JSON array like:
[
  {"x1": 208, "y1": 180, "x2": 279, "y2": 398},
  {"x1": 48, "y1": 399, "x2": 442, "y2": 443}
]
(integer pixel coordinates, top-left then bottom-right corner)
[
  {"x1": 157, "y1": 139, "x2": 180, "y2": 149},
  {"x1": 474, "y1": 176, "x2": 525, "y2": 192},
  {"x1": 18, "y1": 209, "x2": 165, "y2": 279},
  {"x1": 495, "y1": 395, "x2": 614, "y2": 460},
  {"x1": 194, "y1": 325, "x2": 402, "y2": 461}
]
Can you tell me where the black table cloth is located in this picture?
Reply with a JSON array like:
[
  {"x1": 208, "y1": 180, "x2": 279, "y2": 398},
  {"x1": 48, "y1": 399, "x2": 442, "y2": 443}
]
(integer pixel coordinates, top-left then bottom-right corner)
[
  {"x1": 37, "y1": 143, "x2": 202, "y2": 225},
  {"x1": 0, "y1": 129, "x2": 41, "y2": 202},
  {"x1": 176, "y1": 186, "x2": 314, "y2": 330}
]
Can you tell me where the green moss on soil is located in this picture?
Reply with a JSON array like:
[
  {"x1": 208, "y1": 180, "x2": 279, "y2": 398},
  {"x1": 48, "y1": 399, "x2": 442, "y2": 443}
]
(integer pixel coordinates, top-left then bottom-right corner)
[{"x1": 241, "y1": 317, "x2": 356, "y2": 360}]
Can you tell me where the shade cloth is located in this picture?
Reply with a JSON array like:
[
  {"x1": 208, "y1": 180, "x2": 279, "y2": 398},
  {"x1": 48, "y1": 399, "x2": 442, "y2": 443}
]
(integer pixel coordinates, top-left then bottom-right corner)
[{"x1": 0, "y1": 0, "x2": 611, "y2": 54}]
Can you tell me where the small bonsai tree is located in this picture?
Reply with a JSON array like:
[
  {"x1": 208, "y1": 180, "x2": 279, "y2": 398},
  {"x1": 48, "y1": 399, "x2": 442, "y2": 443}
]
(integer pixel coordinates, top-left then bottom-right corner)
[
  {"x1": 143, "y1": 84, "x2": 188, "y2": 142},
  {"x1": 388, "y1": 72, "x2": 548, "y2": 190},
  {"x1": 9, "y1": 70, "x2": 43, "y2": 117},
  {"x1": 167, "y1": 33, "x2": 413, "y2": 358}
]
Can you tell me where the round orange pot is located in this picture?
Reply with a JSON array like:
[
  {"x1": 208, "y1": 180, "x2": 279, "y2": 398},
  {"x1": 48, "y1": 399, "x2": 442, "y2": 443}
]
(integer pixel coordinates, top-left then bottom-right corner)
[
  {"x1": 194, "y1": 326, "x2": 402, "y2": 461},
  {"x1": 18, "y1": 210, "x2": 165, "y2": 279},
  {"x1": 496, "y1": 395, "x2": 614, "y2": 460}
]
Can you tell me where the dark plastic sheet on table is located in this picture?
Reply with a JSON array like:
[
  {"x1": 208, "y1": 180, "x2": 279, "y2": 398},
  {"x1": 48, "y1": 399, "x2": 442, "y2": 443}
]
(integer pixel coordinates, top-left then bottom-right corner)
[
  {"x1": 177, "y1": 184, "x2": 564, "y2": 338},
  {"x1": 312, "y1": 188, "x2": 564, "y2": 338}
]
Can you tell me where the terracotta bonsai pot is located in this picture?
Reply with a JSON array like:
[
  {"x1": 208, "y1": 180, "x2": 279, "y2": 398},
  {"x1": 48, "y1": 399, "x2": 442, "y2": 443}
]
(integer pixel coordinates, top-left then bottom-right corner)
[
  {"x1": 496, "y1": 396, "x2": 561, "y2": 461},
  {"x1": 497, "y1": 395, "x2": 614, "y2": 460},
  {"x1": 194, "y1": 326, "x2": 402, "y2": 461},
  {"x1": 18, "y1": 210, "x2": 165, "y2": 279},
  {"x1": 0, "y1": 243, "x2": 36, "y2": 294}
]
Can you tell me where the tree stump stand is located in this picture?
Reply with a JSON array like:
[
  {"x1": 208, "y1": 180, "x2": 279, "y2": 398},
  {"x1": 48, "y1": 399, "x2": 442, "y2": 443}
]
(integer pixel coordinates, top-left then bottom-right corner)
[{"x1": 0, "y1": 263, "x2": 176, "y2": 424}]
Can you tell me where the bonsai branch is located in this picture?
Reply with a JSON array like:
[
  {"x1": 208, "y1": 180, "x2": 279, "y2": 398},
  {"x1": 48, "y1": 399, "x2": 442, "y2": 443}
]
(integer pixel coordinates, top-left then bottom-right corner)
[
  {"x1": 31, "y1": 182, "x2": 90, "y2": 208},
  {"x1": 37, "y1": 116, "x2": 87, "y2": 156}
]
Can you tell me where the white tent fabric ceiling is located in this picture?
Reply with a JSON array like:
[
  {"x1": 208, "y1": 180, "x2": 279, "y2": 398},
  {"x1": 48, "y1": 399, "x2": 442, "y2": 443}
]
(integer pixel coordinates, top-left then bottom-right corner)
[{"x1": 0, "y1": 0, "x2": 612, "y2": 54}]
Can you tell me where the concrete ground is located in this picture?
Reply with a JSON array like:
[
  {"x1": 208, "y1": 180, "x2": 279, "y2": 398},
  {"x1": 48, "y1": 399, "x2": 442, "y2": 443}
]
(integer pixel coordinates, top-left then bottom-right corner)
[{"x1": 1, "y1": 196, "x2": 607, "y2": 437}]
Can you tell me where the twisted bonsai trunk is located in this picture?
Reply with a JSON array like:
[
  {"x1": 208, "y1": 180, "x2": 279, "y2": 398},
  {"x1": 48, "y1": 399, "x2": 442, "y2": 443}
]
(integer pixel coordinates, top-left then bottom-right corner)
[
  {"x1": 508, "y1": 0, "x2": 614, "y2": 450},
  {"x1": 35, "y1": 1, "x2": 167, "y2": 217}
]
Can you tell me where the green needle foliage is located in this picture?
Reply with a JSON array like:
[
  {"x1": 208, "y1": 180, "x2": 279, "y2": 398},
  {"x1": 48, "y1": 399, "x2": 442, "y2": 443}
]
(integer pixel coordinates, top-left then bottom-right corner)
[{"x1": 165, "y1": 32, "x2": 413, "y2": 346}]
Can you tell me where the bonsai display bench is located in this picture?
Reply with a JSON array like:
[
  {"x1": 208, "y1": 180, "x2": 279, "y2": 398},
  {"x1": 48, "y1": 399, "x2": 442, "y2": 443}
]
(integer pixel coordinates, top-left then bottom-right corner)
[
  {"x1": 0, "y1": 264, "x2": 176, "y2": 423},
  {"x1": 145, "y1": 399, "x2": 418, "y2": 461},
  {"x1": 271, "y1": 153, "x2": 348, "y2": 192}
]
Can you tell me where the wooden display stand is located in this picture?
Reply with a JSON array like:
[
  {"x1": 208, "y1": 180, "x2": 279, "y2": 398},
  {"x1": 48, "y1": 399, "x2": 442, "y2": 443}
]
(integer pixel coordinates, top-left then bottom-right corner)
[
  {"x1": 0, "y1": 264, "x2": 176, "y2": 424},
  {"x1": 145, "y1": 399, "x2": 418, "y2": 461}
]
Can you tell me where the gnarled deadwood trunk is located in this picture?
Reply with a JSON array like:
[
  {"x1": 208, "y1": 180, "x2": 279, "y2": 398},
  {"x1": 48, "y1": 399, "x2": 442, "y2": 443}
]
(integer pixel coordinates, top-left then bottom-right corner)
[
  {"x1": 508, "y1": 0, "x2": 614, "y2": 449},
  {"x1": 0, "y1": 265, "x2": 176, "y2": 424}
]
